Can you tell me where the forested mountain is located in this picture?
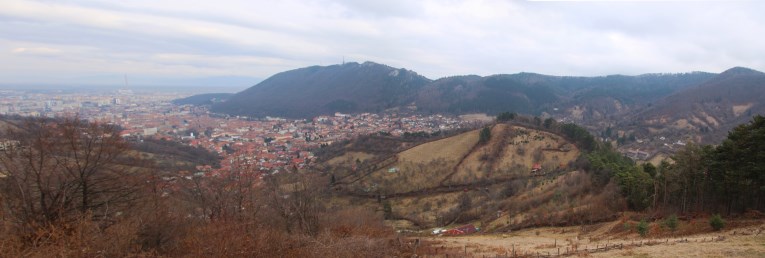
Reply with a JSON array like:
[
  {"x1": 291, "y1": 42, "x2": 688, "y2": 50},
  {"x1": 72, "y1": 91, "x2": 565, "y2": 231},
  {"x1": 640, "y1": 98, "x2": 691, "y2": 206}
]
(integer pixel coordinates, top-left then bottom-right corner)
[
  {"x1": 416, "y1": 74, "x2": 560, "y2": 115},
  {"x1": 201, "y1": 61, "x2": 722, "y2": 120},
  {"x1": 211, "y1": 62, "x2": 431, "y2": 118},
  {"x1": 625, "y1": 67, "x2": 765, "y2": 143},
  {"x1": 418, "y1": 72, "x2": 714, "y2": 119}
]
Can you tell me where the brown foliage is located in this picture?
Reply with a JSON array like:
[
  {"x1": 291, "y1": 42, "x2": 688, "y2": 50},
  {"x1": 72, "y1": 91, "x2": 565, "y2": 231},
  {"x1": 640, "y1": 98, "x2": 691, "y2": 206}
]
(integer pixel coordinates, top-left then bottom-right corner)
[
  {"x1": 0, "y1": 117, "x2": 144, "y2": 239},
  {"x1": 0, "y1": 118, "x2": 402, "y2": 257}
]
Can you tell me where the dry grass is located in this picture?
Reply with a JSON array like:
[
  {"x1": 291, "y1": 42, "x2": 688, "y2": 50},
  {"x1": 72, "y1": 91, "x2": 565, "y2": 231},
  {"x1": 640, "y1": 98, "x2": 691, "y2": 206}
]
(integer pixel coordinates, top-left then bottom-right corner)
[
  {"x1": 426, "y1": 221, "x2": 765, "y2": 257},
  {"x1": 362, "y1": 159, "x2": 452, "y2": 193},
  {"x1": 338, "y1": 125, "x2": 590, "y2": 229},
  {"x1": 398, "y1": 129, "x2": 478, "y2": 164},
  {"x1": 647, "y1": 153, "x2": 670, "y2": 166},
  {"x1": 326, "y1": 151, "x2": 375, "y2": 165},
  {"x1": 346, "y1": 124, "x2": 580, "y2": 192},
  {"x1": 732, "y1": 103, "x2": 754, "y2": 117},
  {"x1": 389, "y1": 192, "x2": 467, "y2": 226},
  {"x1": 447, "y1": 125, "x2": 580, "y2": 185},
  {"x1": 671, "y1": 119, "x2": 692, "y2": 130},
  {"x1": 501, "y1": 126, "x2": 580, "y2": 169},
  {"x1": 700, "y1": 111, "x2": 720, "y2": 127},
  {"x1": 459, "y1": 113, "x2": 494, "y2": 123},
  {"x1": 345, "y1": 128, "x2": 478, "y2": 193}
]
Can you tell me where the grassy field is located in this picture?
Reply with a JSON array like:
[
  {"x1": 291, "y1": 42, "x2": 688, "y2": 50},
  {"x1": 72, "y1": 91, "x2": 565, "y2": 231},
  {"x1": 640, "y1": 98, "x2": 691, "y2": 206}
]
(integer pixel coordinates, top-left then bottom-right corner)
[
  {"x1": 398, "y1": 129, "x2": 479, "y2": 164},
  {"x1": 448, "y1": 124, "x2": 580, "y2": 185},
  {"x1": 329, "y1": 124, "x2": 594, "y2": 229},
  {"x1": 326, "y1": 151, "x2": 375, "y2": 165},
  {"x1": 459, "y1": 113, "x2": 495, "y2": 123},
  {"x1": 420, "y1": 220, "x2": 765, "y2": 257},
  {"x1": 349, "y1": 129, "x2": 479, "y2": 193}
]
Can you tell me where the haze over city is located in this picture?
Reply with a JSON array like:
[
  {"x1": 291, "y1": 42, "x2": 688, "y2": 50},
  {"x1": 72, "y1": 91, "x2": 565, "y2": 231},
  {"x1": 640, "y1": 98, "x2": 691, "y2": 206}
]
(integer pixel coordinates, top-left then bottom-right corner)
[{"x1": 2, "y1": 0, "x2": 765, "y2": 87}]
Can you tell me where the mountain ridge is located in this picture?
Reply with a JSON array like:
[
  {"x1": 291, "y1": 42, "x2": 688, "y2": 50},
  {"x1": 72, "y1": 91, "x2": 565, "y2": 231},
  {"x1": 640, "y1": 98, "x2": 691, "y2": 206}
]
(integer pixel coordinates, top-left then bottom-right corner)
[
  {"x1": 205, "y1": 61, "x2": 751, "y2": 120},
  {"x1": 212, "y1": 61, "x2": 430, "y2": 118},
  {"x1": 626, "y1": 66, "x2": 765, "y2": 143}
]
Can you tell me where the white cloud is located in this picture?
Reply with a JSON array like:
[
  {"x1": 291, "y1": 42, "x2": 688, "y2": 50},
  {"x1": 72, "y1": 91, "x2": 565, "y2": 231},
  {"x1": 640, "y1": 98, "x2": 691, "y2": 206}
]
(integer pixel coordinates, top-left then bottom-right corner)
[
  {"x1": 11, "y1": 47, "x2": 61, "y2": 55},
  {"x1": 0, "y1": 0, "x2": 764, "y2": 86}
]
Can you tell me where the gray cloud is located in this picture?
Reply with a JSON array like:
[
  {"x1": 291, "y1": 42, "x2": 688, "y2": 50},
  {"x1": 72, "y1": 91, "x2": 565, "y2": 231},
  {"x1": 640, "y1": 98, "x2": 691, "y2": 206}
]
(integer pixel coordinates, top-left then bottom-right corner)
[{"x1": 1, "y1": 0, "x2": 764, "y2": 87}]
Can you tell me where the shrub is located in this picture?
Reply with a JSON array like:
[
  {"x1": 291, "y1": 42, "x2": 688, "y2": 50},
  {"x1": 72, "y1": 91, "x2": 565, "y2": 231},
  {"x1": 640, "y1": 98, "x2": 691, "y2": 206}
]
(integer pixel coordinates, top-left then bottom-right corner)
[
  {"x1": 479, "y1": 127, "x2": 491, "y2": 144},
  {"x1": 664, "y1": 214, "x2": 678, "y2": 232},
  {"x1": 516, "y1": 146, "x2": 526, "y2": 156},
  {"x1": 422, "y1": 202, "x2": 432, "y2": 212},
  {"x1": 636, "y1": 219, "x2": 649, "y2": 237},
  {"x1": 623, "y1": 222, "x2": 632, "y2": 232},
  {"x1": 710, "y1": 214, "x2": 725, "y2": 231},
  {"x1": 383, "y1": 202, "x2": 393, "y2": 219}
]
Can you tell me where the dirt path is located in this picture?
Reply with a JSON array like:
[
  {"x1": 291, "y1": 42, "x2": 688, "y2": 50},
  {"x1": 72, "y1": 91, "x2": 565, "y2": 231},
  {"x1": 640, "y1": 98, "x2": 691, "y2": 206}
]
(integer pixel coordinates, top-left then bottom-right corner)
[
  {"x1": 438, "y1": 127, "x2": 488, "y2": 186},
  {"x1": 419, "y1": 222, "x2": 765, "y2": 257},
  {"x1": 341, "y1": 170, "x2": 555, "y2": 199}
]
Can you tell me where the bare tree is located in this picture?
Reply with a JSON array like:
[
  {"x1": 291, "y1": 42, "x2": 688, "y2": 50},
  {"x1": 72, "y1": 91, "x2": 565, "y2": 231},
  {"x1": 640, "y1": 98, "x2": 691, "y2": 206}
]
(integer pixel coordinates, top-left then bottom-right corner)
[
  {"x1": 0, "y1": 117, "x2": 143, "y2": 234},
  {"x1": 177, "y1": 159, "x2": 260, "y2": 221},
  {"x1": 263, "y1": 173, "x2": 321, "y2": 236}
]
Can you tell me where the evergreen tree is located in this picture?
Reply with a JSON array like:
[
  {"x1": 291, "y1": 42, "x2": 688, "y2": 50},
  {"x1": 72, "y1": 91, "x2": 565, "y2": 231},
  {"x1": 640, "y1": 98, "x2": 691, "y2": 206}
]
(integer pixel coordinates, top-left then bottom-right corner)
[{"x1": 479, "y1": 126, "x2": 491, "y2": 144}]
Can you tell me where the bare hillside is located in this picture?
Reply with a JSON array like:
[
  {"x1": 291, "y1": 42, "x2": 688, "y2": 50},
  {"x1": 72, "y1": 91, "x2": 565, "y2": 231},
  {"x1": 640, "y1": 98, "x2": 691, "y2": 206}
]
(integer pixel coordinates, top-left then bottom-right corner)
[{"x1": 324, "y1": 123, "x2": 603, "y2": 229}]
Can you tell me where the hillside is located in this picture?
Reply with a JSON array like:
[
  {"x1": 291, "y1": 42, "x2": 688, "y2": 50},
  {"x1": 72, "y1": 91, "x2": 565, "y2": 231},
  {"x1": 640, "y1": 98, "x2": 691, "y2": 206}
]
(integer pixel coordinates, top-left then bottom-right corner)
[
  {"x1": 211, "y1": 61, "x2": 431, "y2": 118},
  {"x1": 625, "y1": 67, "x2": 765, "y2": 143},
  {"x1": 205, "y1": 61, "x2": 718, "y2": 120},
  {"x1": 172, "y1": 93, "x2": 233, "y2": 106},
  {"x1": 319, "y1": 122, "x2": 619, "y2": 230},
  {"x1": 0, "y1": 115, "x2": 220, "y2": 173},
  {"x1": 418, "y1": 72, "x2": 714, "y2": 121},
  {"x1": 416, "y1": 74, "x2": 559, "y2": 115}
]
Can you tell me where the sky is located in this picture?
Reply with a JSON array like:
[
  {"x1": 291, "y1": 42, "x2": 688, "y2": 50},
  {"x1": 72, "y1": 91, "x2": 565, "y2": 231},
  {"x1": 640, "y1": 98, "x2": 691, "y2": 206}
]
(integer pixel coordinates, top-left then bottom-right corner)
[{"x1": 1, "y1": 0, "x2": 764, "y2": 88}]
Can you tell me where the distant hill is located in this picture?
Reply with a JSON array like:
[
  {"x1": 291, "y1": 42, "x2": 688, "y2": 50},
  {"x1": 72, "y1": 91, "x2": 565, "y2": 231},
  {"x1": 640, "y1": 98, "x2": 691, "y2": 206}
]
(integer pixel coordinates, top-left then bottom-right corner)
[
  {"x1": 173, "y1": 93, "x2": 234, "y2": 106},
  {"x1": 417, "y1": 72, "x2": 714, "y2": 119},
  {"x1": 211, "y1": 62, "x2": 431, "y2": 118},
  {"x1": 416, "y1": 74, "x2": 559, "y2": 115},
  {"x1": 627, "y1": 67, "x2": 765, "y2": 143},
  {"x1": 209, "y1": 61, "x2": 722, "y2": 119}
]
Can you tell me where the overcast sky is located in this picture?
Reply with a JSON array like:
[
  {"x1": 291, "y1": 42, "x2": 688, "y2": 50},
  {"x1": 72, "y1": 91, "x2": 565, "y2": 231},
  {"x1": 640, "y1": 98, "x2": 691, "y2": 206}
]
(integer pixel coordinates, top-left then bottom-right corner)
[{"x1": 1, "y1": 0, "x2": 764, "y2": 87}]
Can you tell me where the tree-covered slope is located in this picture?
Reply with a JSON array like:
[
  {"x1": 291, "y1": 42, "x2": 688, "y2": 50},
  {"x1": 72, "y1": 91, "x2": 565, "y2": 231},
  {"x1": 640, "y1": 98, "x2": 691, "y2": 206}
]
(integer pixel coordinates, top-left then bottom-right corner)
[{"x1": 211, "y1": 61, "x2": 431, "y2": 118}]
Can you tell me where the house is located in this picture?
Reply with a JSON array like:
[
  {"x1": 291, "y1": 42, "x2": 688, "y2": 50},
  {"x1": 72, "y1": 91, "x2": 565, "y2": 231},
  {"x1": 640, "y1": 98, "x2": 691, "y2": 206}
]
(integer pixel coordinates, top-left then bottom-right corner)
[
  {"x1": 0, "y1": 140, "x2": 19, "y2": 151},
  {"x1": 531, "y1": 163, "x2": 542, "y2": 173},
  {"x1": 442, "y1": 224, "x2": 478, "y2": 236}
]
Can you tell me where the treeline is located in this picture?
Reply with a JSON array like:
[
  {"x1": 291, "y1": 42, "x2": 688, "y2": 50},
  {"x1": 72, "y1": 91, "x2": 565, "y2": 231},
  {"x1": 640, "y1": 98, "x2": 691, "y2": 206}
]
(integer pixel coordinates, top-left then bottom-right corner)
[
  {"x1": 646, "y1": 115, "x2": 765, "y2": 214},
  {"x1": 582, "y1": 115, "x2": 765, "y2": 215},
  {"x1": 496, "y1": 111, "x2": 765, "y2": 215},
  {"x1": 496, "y1": 111, "x2": 597, "y2": 152},
  {"x1": 132, "y1": 137, "x2": 221, "y2": 170}
]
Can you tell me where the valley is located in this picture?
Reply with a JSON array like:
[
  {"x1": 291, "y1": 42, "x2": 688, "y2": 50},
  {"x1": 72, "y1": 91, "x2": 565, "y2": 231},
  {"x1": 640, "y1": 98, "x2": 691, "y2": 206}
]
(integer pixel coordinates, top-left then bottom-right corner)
[
  {"x1": 195, "y1": 62, "x2": 765, "y2": 168},
  {"x1": 4, "y1": 1, "x2": 765, "y2": 256}
]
